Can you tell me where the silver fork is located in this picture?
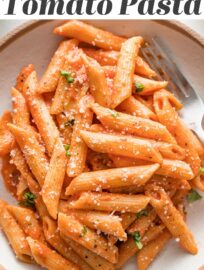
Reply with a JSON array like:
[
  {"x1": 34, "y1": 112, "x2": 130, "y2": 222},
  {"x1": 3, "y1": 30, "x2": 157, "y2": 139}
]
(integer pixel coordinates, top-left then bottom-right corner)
[{"x1": 141, "y1": 37, "x2": 204, "y2": 144}]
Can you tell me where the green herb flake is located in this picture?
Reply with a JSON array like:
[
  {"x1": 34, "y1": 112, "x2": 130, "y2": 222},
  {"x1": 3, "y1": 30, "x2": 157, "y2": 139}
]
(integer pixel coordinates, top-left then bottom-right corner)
[
  {"x1": 136, "y1": 209, "x2": 148, "y2": 219},
  {"x1": 132, "y1": 231, "x2": 143, "y2": 250},
  {"x1": 200, "y1": 167, "x2": 204, "y2": 174},
  {"x1": 61, "y1": 70, "x2": 74, "y2": 84},
  {"x1": 80, "y1": 225, "x2": 88, "y2": 237},
  {"x1": 108, "y1": 109, "x2": 119, "y2": 118},
  {"x1": 19, "y1": 192, "x2": 37, "y2": 208},
  {"x1": 135, "y1": 82, "x2": 144, "y2": 93},
  {"x1": 64, "y1": 119, "x2": 75, "y2": 127},
  {"x1": 187, "y1": 189, "x2": 202, "y2": 203},
  {"x1": 64, "y1": 144, "x2": 71, "y2": 157}
]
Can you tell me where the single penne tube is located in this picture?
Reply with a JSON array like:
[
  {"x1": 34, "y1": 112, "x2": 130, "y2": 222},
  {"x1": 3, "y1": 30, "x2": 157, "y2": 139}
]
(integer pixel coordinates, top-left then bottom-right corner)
[
  {"x1": 116, "y1": 224, "x2": 165, "y2": 269},
  {"x1": 10, "y1": 146, "x2": 40, "y2": 194},
  {"x1": 80, "y1": 130, "x2": 163, "y2": 163},
  {"x1": 7, "y1": 205, "x2": 44, "y2": 241},
  {"x1": 134, "y1": 75, "x2": 168, "y2": 95},
  {"x1": 0, "y1": 200, "x2": 32, "y2": 263},
  {"x1": 157, "y1": 159, "x2": 194, "y2": 180},
  {"x1": 16, "y1": 176, "x2": 28, "y2": 200},
  {"x1": 38, "y1": 40, "x2": 72, "y2": 93},
  {"x1": 109, "y1": 155, "x2": 193, "y2": 180},
  {"x1": 81, "y1": 53, "x2": 111, "y2": 107},
  {"x1": 91, "y1": 103, "x2": 176, "y2": 143},
  {"x1": 60, "y1": 209, "x2": 126, "y2": 241},
  {"x1": 0, "y1": 111, "x2": 15, "y2": 156},
  {"x1": 147, "y1": 188, "x2": 198, "y2": 254},
  {"x1": 67, "y1": 95, "x2": 93, "y2": 177},
  {"x1": 27, "y1": 237, "x2": 78, "y2": 270},
  {"x1": 154, "y1": 90, "x2": 201, "y2": 175},
  {"x1": 15, "y1": 64, "x2": 34, "y2": 93},
  {"x1": 42, "y1": 138, "x2": 67, "y2": 219},
  {"x1": 50, "y1": 39, "x2": 79, "y2": 114},
  {"x1": 136, "y1": 230, "x2": 171, "y2": 270},
  {"x1": 118, "y1": 96, "x2": 157, "y2": 121},
  {"x1": 66, "y1": 164, "x2": 159, "y2": 195},
  {"x1": 23, "y1": 71, "x2": 60, "y2": 156},
  {"x1": 54, "y1": 20, "x2": 126, "y2": 51},
  {"x1": 67, "y1": 192, "x2": 150, "y2": 213},
  {"x1": 7, "y1": 123, "x2": 49, "y2": 187},
  {"x1": 58, "y1": 213, "x2": 118, "y2": 263},
  {"x1": 83, "y1": 48, "x2": 156, "y2": 77},
  {"x1": 11, "y1": 87, "x2": 30, "y2": 126},
  {"x1": 111, "y1": 37, "x2": 143, "y2": 108},
  {"x1": 43, "y1": 217, "x2": 91, "y2": 270},
  {"x1": 61, "y1": 233, "x2": 115, "y2": 270}
]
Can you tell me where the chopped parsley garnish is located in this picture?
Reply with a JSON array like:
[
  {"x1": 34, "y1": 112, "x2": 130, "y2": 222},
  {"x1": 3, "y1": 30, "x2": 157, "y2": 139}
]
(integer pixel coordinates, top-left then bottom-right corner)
[
  {"x1": 64, "y1": 144, "x2": 71, "y2": 157},
  {"x1": 187, "y1": 189, "x2": 202, "y2": 203},
  {"x1": 19, "y1": 192, "x2": 37, "y2": 208},
  {"x1": 135, "y1": 82, "x2": 144, "y2": 93},
  {"x1": 136, "y1": 209, "x2": 148, "y2": 219},
  {"x1": 132, "y1": 231, "x2": 143, "y2": 250},
  {"x1": 80, "y1": 225, "x2": 88, "y2": 237},
  {"x1": 108, "y1": 109, "x2": 119, "y2": 118},
  {"x1": 200, "y1": 167, "x2": 204, "y2": 174},
  {"x1": 61, "y1": 70, "x2": 74, "y2": 83},
  {"x1": 64, "y1": 118, "x2": 75, "y2": 127}
]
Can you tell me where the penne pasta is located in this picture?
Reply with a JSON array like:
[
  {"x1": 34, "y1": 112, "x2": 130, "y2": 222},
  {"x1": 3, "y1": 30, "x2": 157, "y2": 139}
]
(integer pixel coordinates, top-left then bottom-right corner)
[
  {"x1": 0, "y1": 200, "x2": 32, "y2": 263},
  {"x1": 10, "y1": 146, "x2": 40, "y2": 194},
  {"x1": 38, "y1": 41, "x2": 72, "y2": 93},
  {"x1": 136, "y1": 230, "x2": 171, "y2": 270},
  {"x1": 50, "y1": 39, "x2": 79, "y2": 114},
  {"x1": 116, "y1": 224, "x2": 165, "y2": 269},
  {"x1": 54, "y1": 20, "x2": 126, "y2": 51},
  {"x1": 16, "y1": 176, "x2": 28, "y2": 200},
  {"x1": 42, "y1": 137, "x2": 67, "y2": 219},
  {"x1": 0, "y1": 111, "x2": 15, "y2": 156},
  {"x1": 83, "y1": 48, "x2": 156, "y2": 77},
  {"x1": 27, "y1": 237, "x2": 78, "y2": 270},
  {"x1": 15, "y1": 64, "x2": 34, "y2": 93},
  {"x1": 7, "y1": 205, "x2": 44, "y2": 241},
  {"x1": 11, "y1": 87, "x2": 30, "y2": 126},
  {"x1": 23, "y1": 71, "x2": 60, "y2": 156},
  {"x1": 111, "y1": 37, "x2": 143, "y2": 108},
  {"x1": 81, "y1": 53, "x2": 111, "y2": 107},
  {"x1": 118, "y1": 96, "x2": 157, "y2": 121},
  {"x1": 67, "y1": 191, "x2": 150, "y2": 213},
  {"x1": 58, "y1": 213, "x2": 118, "y2": 263},
  {"x1": 7, "y1": 123, "x2": 49, "y2": 187},
  {"x1": 61, "y1": 233, "x2": 115, "y2": 270},
  {"x1": 66, "y1": 164, "x2": 159, "y2": 195},
  {"x1": 147, "y1": 188, "x2": 198, "y2": 254},
  {"x1": 134, "y1": 76, "x2": 168, "y2": 95},
  {"x1": 60, "y1": 209, "x2": 126, "y2": 241},
  {"x1": 154, "y1": 89, "x2": 202, "y2": 175},
  {"x1": 91, "y1": 103, "x2": 176, "y2": 143},
  {"x1": 43, "y1": 216, "x2": 91, "y2": 270},
  {"x1": 67, "y1": 95, "x2": 93, "y2": 177},
  {"x1": 80, "y1": 130, "x2": 163, "y2": 163}
]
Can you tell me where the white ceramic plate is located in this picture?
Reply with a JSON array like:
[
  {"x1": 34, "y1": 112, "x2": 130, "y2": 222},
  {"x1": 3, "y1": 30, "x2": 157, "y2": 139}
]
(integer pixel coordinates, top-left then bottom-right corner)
[{"x1": 0, "y1": 20, "x2": 204, "y2": 270}]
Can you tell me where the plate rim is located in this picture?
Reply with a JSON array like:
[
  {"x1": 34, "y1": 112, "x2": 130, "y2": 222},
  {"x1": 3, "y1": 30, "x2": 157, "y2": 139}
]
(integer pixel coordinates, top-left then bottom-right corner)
[{"x1": 0, "y1": 20, "x2": 204, "y2": 53}]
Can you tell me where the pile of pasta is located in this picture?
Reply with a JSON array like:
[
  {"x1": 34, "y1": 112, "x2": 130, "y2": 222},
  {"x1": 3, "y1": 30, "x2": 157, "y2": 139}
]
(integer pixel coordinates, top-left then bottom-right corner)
[{"x1": 0, "y1": 20, "x2": 204, "y2": 270}]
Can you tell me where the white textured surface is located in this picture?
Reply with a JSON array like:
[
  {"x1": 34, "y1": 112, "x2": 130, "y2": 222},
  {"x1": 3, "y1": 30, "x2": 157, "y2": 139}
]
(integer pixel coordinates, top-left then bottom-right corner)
[{"x1": 0, "y1": 20, "x2": 204, "y2": 270}]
